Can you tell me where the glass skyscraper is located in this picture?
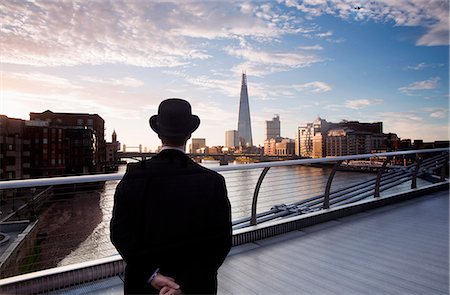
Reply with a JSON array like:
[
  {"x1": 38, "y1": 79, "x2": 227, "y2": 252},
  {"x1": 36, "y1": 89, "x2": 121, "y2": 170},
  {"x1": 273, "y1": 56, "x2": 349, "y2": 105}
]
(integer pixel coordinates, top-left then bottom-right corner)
[{"x1": 237, "y1": 73, "x2": 253, "y2": 147}]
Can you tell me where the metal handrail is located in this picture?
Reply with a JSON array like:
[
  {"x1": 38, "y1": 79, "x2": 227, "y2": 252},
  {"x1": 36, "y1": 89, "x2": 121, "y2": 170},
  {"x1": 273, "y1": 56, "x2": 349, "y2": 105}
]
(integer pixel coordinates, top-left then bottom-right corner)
[
  {"x1": 250, "y1": 167, "x2": 270, "y2": 225},
  {"x1": 374, "y1": 157, "x2": 391, "y2": 198},
  {"x1": 411, "y1": 156, "x2": 422, "y2": 189},
  {"x1": 323, "y1": 161, "x2": 343, "y2": 209},
  {"x1": 1, "y1": 148, "x2": 448, "y2": 190}
]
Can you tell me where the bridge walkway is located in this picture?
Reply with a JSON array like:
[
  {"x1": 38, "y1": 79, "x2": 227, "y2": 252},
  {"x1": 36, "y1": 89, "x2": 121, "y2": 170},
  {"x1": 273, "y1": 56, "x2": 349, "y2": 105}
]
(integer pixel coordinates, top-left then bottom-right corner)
[{"x1": 51, "y1": 189, "x2": 449, "y2": 294}]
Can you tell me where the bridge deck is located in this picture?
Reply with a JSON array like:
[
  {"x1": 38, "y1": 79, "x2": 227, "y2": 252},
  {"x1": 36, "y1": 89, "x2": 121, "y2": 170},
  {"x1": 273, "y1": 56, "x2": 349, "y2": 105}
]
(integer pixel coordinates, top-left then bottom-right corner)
[{"x1": 51, "y1": 190, "x2": 449, "y2": 295}]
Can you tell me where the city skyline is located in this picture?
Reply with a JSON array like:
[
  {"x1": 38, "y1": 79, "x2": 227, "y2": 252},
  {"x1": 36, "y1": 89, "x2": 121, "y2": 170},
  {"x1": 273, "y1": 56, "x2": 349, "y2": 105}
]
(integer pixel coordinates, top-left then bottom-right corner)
[{"x1": 1, "y1": 1, "x2": 448, "y2": 150}]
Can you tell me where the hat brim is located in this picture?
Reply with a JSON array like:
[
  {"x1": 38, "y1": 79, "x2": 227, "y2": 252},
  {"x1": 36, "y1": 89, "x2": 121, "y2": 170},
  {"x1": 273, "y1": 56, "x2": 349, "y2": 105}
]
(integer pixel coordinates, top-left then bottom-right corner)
[{"x1": 149, "y1": 115, "x2": 200, "y2": 138}]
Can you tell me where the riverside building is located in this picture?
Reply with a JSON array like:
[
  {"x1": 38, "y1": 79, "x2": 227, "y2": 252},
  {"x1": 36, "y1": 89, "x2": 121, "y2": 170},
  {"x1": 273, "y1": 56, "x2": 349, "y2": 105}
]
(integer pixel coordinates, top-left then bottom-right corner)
[
  {"x1": 225, "y1": 130, "x2": 238, "y2": 148},
  {"x1": 265, "y1": 115, "x2": 280, "y2": 141},
  {"x1": 295, "y1": 118, "x2": 390, "y2": 158},
  {"x1": 189, "y1": 138, "x2": 206, "y2": 154}
]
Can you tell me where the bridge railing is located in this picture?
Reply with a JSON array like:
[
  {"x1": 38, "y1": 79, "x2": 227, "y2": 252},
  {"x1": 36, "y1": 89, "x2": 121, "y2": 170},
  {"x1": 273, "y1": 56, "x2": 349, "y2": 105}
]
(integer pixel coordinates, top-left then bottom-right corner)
[{"x1": 0, "y1": 148, "x2": 448, "y2": 291}]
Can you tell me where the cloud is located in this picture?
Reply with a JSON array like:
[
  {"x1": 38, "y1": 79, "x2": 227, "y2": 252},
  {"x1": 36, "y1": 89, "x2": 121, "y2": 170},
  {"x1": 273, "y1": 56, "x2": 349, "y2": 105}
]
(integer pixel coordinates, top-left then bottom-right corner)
[
  {"x1": 227, "y1": 45, "x2": 324, "y2": 76},
  {"x1": 324, "y1": 104, "x2": 341, "y2": 111},
  {"x1": 293, "y1": 81, "x2": 332, "y2": 93},
  {"x1": 163, "y1": 70, "x2": 296, "y2": 101},
  {"x1": 0, "y1": 1, "x2": 318, "y2": 68},
  {"x1": 298, "y1": 45, "x2": 323, "y2": 50},
  {"x1": 345, "y1": 99, "x2": 383, "y2": 109},
  {"x1": 399, "y1": 77, "x2": 440, "y2": 94},
  {"x1": 281, "y1": 0, "x2": 449, "y2": 46},
  {"x1": 0, "y1": 70, "x2": 155, "y2": 121},
  {"x1": 406, "y1": 62, "x2": 444, "y2": 70},
  {"x1": 376, "y1": 111, "x2": 448, "y2": 141},
  {"x1": 80, "y1": 76, "x2": 144, "y2": 88},
  {"x1": 425, "y1": 107, "x2": 448, "y2": 119},
  {"x1": 406, "y1": 63, "x2": 428, "y2": 70},
  {"x1": 316, "y1": 31, "x2": 333, "y2": 38}
]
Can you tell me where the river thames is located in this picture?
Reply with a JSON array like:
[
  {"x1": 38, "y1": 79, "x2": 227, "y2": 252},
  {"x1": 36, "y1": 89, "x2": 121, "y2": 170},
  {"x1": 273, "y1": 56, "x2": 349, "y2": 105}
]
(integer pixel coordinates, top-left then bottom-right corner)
[{"x1": 57, "y1": 162, "x2": 409, "y2": 266}]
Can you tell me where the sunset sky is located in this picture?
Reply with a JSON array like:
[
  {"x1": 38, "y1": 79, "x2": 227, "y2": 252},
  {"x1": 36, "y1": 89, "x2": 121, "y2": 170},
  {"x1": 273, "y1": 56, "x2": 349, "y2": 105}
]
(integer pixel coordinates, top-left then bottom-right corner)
[{"x1": 1, "y1": 0, "x2": 448, "y2": 151}]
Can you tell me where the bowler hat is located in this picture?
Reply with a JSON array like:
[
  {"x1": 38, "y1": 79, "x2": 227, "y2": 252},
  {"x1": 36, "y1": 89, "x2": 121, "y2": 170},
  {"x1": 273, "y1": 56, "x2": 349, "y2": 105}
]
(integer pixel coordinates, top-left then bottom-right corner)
[{"x1": 149, "y1": 98, "x2": 200, "y2": 138}]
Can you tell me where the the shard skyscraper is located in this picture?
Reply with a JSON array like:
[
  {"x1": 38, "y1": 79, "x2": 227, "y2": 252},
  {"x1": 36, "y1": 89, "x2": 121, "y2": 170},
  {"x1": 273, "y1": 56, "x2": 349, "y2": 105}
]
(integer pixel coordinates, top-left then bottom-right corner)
[{"x1": 237, "y1": 72, "x2": 253, "y2": 147}]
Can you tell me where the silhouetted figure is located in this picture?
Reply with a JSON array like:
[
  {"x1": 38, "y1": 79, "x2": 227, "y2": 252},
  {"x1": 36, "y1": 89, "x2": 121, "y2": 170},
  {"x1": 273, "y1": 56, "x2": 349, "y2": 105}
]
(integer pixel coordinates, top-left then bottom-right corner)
[{"x1": 111, "y1": 98, "x2": 232, "y2": 295}]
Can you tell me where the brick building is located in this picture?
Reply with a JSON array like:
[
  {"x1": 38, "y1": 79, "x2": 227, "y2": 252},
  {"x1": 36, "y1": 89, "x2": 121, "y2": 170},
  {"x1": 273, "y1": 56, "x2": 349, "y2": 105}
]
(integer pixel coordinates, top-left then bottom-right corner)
[{"x1": 30, "y1": 110, "x2": 106, "y2": 173}]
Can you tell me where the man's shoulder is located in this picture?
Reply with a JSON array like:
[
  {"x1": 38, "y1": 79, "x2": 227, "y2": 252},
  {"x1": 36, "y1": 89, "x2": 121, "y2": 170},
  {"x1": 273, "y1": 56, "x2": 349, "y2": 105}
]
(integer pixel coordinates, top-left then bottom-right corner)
[
  {"x1": 192, "y1": 163, "x2": 223, "y2": 178},
  {"x1": 124, "y1": 155, "x2": 224, "y2": 181}
]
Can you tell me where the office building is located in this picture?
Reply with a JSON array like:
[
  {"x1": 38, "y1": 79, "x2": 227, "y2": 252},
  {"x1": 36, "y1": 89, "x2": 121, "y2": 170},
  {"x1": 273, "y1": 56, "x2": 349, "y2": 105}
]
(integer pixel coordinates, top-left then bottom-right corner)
[
  {"x1": 237, "y1": 72, "x2": 253, "y2": 147},
  {"x1": 295, "y1": 117, "x2": 328, "y2": 158},
  {"x1": 265, "y1": 115, "x2": 280, "y2": 141},
  {"x1": 25, "y1": 120, "x2": 66, "y2": 177},
  {"x1": 296, "y1": 118, "x2": 387, "y2": 158},
  {"x1": 190, "y1": 138, "x2": 206, "y2": 153},
  {"x1": 326, "y1": 129, "x2": 387, "y2": 157},
  {"x1": 225, "y1": 130, "x2": 238, "y2": 148}
]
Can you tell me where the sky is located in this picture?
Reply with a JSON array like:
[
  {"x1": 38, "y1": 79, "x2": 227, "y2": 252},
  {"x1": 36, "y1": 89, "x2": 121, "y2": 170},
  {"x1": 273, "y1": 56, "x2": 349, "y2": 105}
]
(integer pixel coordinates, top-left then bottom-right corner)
[{"x1": 1, "y1": 0, "x2": 449, "y2": 151}]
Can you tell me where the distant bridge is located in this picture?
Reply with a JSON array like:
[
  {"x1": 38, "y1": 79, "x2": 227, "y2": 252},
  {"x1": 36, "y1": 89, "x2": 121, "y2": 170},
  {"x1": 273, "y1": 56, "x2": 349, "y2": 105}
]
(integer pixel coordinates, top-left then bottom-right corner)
[{"x1": 117, "y1": 151, "x2": 298, "y2": 164}]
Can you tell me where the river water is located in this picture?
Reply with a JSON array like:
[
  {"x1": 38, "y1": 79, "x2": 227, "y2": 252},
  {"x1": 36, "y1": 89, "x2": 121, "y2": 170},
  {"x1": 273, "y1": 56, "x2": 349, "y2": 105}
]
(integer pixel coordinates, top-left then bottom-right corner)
[{"x1": 57, "y1": 161, "x2": 414, "y2": 266}]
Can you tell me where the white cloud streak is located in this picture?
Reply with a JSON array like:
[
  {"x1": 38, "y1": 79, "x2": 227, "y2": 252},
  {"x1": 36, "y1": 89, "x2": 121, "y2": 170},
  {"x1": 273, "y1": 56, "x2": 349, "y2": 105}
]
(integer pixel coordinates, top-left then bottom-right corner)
[
  {"x1": 293, "y1": 81, "x2": 332, "y2": 93},
  {"x1": 345, "y1": 99, "x2": 383, "y2": 109},
  {"x1": 227, "y1": 44, "x2": 324, "y2": 76},
  {"x1": 425, "y1": 107, "x2": 448, "y2": 119},
  {"x1": 298, "y1": 45, "x2": 324, "y2": 50},
  {"x1": 399, "y1": 77, "x2": 440, "y2": 95},
  {"x1": 406, "y1": 62, "x2": 444, "y2": 70},
  {"x1": 80, "y1": 76, "x2": 144, "y2": 88}
]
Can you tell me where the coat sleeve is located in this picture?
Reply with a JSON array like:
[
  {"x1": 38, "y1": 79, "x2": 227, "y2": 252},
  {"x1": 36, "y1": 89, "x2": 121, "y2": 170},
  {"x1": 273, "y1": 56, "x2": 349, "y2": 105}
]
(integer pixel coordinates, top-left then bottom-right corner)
[{"x1": 205, "y1": 175, "x2": 232, "y2": 271}]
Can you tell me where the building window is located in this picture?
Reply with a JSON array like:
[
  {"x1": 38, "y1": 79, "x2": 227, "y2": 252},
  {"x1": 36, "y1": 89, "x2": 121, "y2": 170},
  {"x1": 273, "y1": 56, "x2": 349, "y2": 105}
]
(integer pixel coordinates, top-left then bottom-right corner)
[
  {"x1": 7, "y1": 144, "x2": 14, "y2": 151},
  {"x1": 6, "y1": 157, "x2": 15, "y2": 165},
  {"x1": 77, "y1": 119, "x2": 84, "y2": 126},
  {"x1": 87, "y1": 119, "x2": 93, "y2": 126},
  {"x1": 43, "y1": 138, "x2": 48, "y2": 144}
]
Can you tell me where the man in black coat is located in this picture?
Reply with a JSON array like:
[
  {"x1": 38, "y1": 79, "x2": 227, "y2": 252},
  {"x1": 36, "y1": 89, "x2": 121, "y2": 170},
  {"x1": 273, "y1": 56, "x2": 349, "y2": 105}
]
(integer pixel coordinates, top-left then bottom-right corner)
[{"x1": 111, "y1": 98, "x2": 232, "y2": 295}]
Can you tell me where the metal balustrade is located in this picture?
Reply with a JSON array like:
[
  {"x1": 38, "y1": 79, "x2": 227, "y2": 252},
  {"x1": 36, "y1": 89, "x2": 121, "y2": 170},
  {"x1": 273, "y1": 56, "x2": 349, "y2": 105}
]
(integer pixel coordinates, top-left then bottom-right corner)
[{"x1": 0, "y1": 148, "x2": 448, "y2": 294}]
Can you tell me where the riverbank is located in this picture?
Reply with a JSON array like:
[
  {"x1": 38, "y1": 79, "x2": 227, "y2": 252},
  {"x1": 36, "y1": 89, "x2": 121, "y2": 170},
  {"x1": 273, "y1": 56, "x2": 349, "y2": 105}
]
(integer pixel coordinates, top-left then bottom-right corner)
[{"x1": 27, "y1": 191, "x2": 102, "y2": 271}]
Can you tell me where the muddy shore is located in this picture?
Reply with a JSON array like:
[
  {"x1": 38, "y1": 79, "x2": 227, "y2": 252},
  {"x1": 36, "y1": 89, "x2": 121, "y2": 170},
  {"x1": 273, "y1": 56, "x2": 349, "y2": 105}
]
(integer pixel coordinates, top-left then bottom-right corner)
[{"x1": 29, "y1": 191, "x2": 102, "y2": 271}]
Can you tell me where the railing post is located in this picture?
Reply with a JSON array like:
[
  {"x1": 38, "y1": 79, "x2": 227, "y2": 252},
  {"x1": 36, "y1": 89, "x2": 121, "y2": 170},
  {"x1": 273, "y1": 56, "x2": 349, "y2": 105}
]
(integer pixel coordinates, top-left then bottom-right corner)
[
  {"x1": 411, "y1": 154, "x2": 422, "y2": 189},
  {"x1": 323, "y1": 161, "x2": 342, "y2": 209},
  {"x1": 30, "y1": 188, "x2": 37, "y2": 221},
  {"x1": 250, "y1": 167, "x2": 270, "y2": 226},
  {"x1": 440, "y1": 164, "x2": 446, "y2": 182},
  {"x1": 439, "y1": 152, "x2": 447, "y2": 182},
  {"x1": 374, "y1": 157, "x2": 390, "y2": 198}
]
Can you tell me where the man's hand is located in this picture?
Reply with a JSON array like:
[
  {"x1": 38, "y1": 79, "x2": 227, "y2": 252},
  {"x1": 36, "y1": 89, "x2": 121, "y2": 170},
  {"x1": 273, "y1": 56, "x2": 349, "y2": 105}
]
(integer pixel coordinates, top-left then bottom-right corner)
[
  {"x1": 150, "y1": 273, "x2": 181, "y2": 292},
  {"x1": 159, "y1": 286, "x2": 184, "y2": 295}
]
